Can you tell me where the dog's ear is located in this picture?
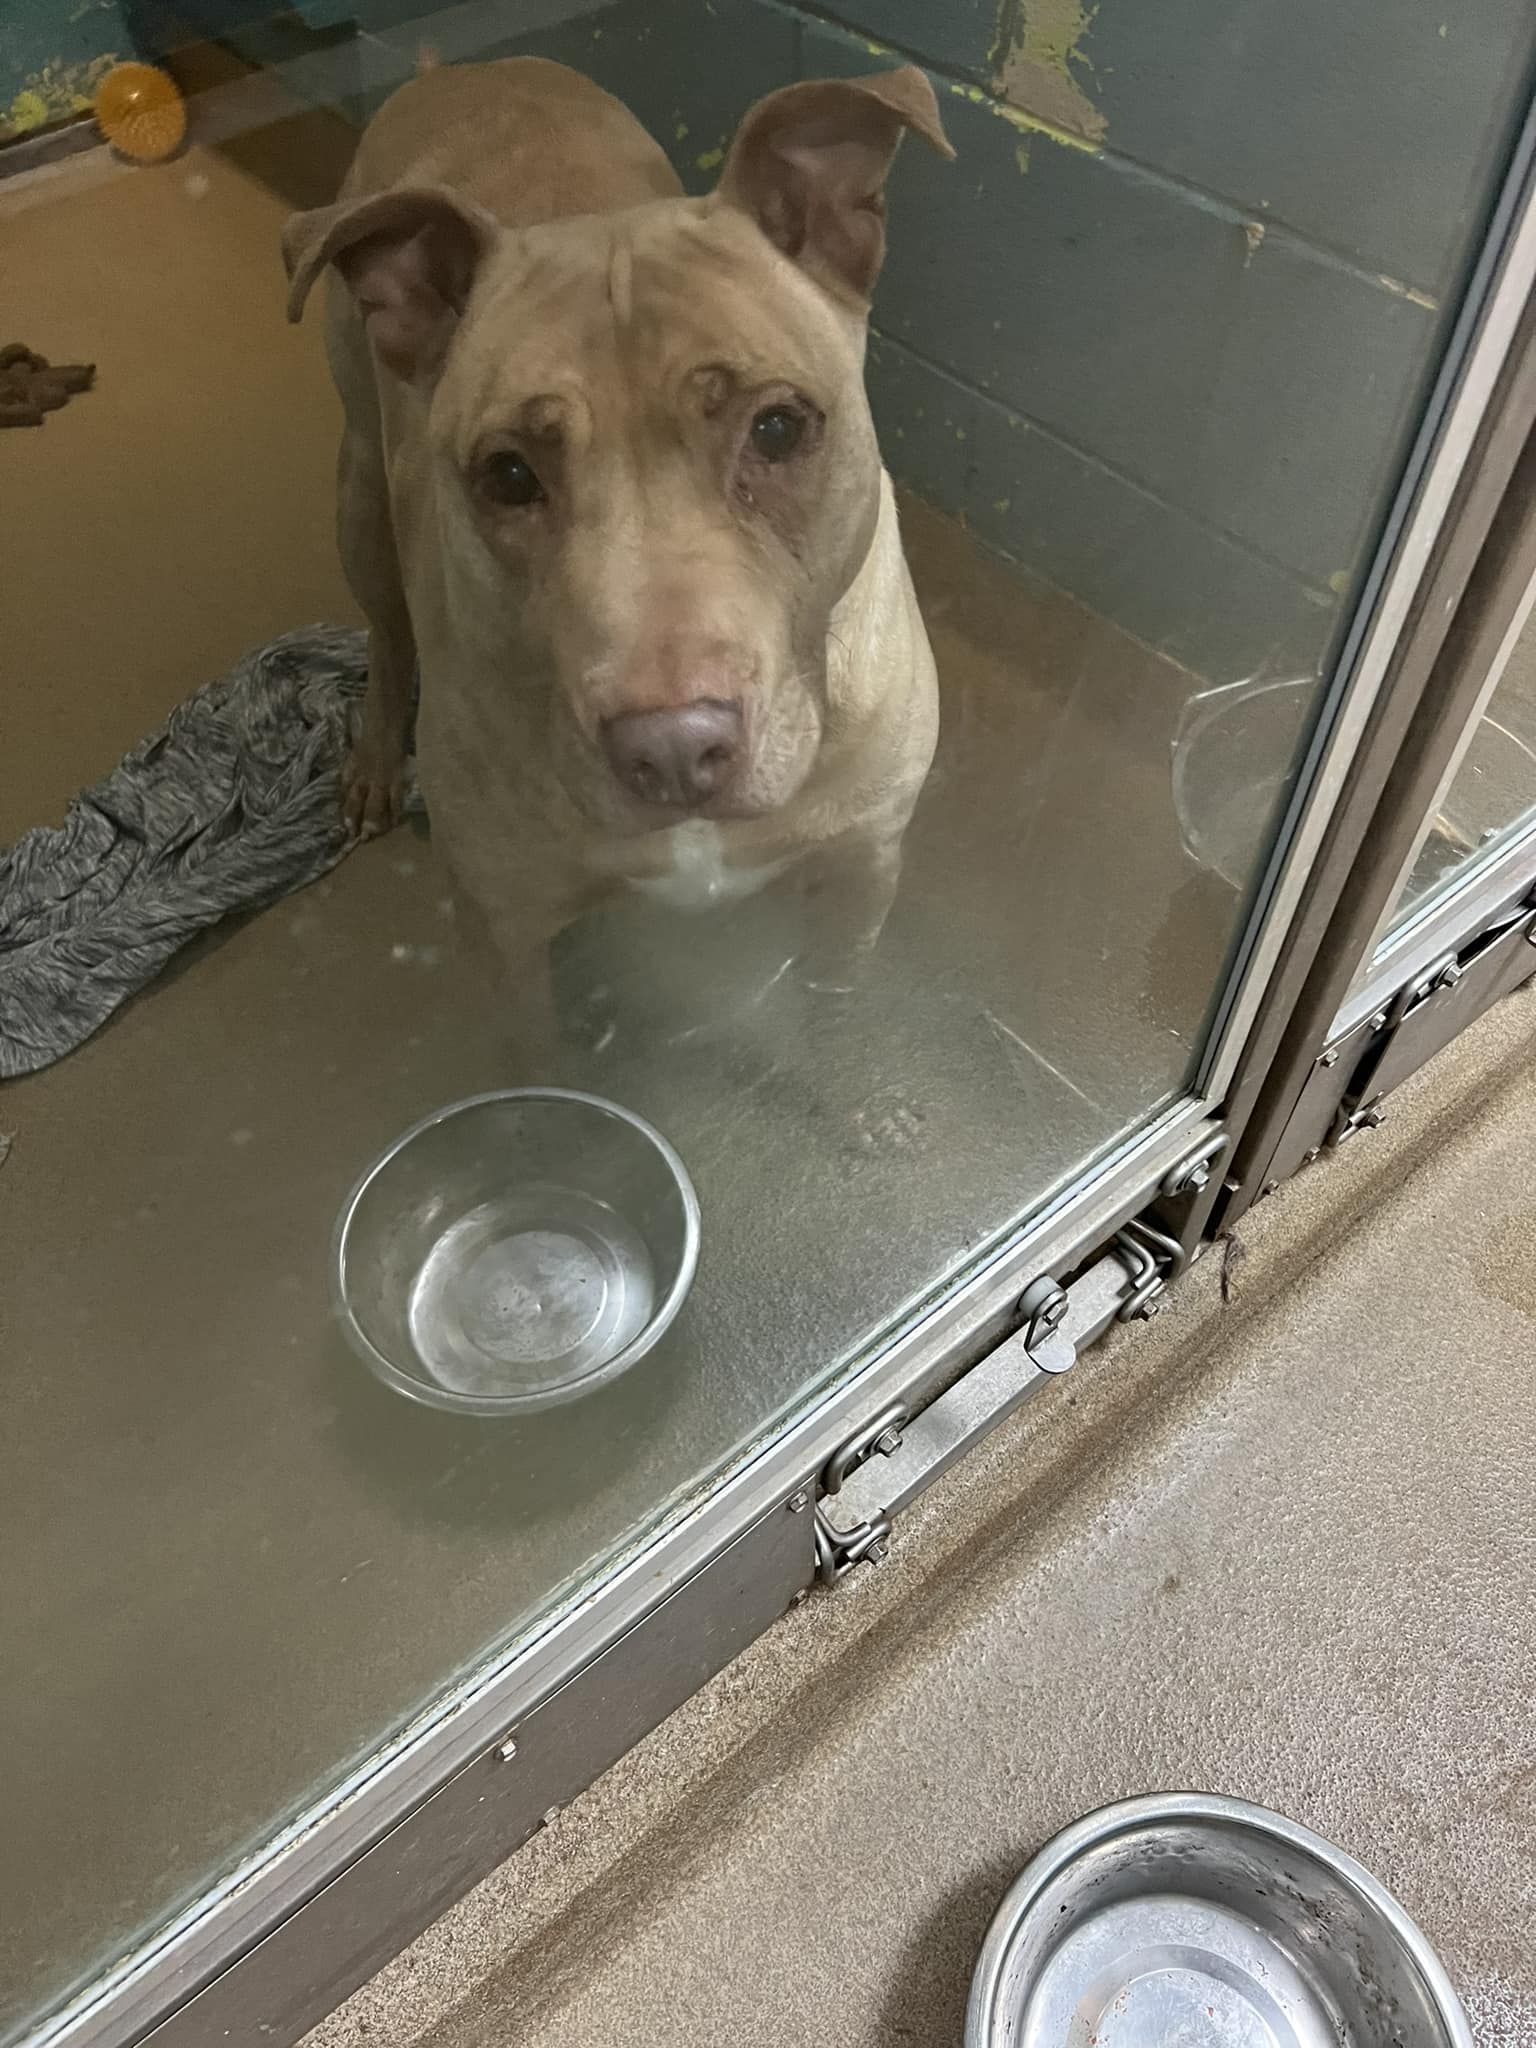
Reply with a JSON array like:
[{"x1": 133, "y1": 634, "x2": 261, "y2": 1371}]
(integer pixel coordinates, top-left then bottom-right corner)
[
  {"x1": 716, "y1": 66, "x2": 953, "y2": 304},
  {"x1": 281, "y1": 186, "x2": 501, "y2": 381}
]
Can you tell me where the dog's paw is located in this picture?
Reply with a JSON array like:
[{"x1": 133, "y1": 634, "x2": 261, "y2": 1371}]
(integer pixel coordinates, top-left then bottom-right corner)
[{"x1": 342, "y1": 746, "x2": 406, "y2": 840}]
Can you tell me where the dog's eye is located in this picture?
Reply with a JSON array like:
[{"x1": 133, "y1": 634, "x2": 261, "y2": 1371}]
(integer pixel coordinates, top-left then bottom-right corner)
[
  {"x1": 749, "y1": 406, "x2": 806, "y2": 462},
  {"x1": 481, "y1": 451, "x2": 545, "y2": 507}
]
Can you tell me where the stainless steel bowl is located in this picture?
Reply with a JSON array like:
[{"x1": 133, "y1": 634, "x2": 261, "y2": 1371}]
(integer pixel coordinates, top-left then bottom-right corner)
[
  {"x1": 966, "y1": 1793, "x2": 1471, "y2": 2048},
  {"x1": 333, "y1": 1089, "x2": 699, "y2": 1416}
]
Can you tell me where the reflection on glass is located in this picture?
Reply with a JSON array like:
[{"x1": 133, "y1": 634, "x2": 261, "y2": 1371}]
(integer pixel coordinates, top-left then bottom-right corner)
[
  {"x1": 3, "y1": 3, "x2": 1532, "y2": 2039},
  {"x1": 1171, "y1": 672, "x2": 1315, "y2": 891},
  {"x1": 1387, "y1": 588, "x2": 1536, "y2": 929}
]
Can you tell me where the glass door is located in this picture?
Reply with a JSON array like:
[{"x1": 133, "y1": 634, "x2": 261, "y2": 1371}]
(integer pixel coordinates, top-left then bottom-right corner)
[
  {"x1": 3, "y1": 4, "x2": 1533, "y2": 2041},
  {"x1": 1381, "y1": 561, "x2": 1536, "y2": 929}
]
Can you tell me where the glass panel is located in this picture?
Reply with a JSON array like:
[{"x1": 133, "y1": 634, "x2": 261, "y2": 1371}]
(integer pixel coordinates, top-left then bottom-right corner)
[
  {"x1": 1385, "y1": 573, "x2": 1536, "y2": 929},
  {"x1": 3, "y1": 6, "x2": 1531, "y2": 2037}
]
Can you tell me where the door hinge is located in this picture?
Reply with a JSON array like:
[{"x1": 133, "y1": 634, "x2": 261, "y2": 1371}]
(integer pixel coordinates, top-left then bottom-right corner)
[
  {"x1": 1111, "y1": 1216, "x2": 1189, "y2": 1318},
  {"x1": 1326, "y1": 899, "x2": 1536, "y2": 1150},
  {"x1": 1329, "y1": 1098, "x2": 1388, "y2": 1144},
  {"x1": 812, "y1": 1218, "x2": 1187, "y2": 1585}
]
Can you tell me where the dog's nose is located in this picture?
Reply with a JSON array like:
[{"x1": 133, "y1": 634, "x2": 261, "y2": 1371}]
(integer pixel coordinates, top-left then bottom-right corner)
[{"x1": 602, "y1": 700, "x2": 745, "y2": 808}]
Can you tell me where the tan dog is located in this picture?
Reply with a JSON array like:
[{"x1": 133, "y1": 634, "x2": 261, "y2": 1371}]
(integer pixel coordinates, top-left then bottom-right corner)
[{"x1": 283, "y1": 57, "x2": 951, "y2": 1025}]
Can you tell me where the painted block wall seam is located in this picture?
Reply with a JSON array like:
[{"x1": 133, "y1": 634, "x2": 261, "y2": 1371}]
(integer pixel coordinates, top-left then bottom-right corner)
[
  {"x1": 780, "y1": 0, "x2": 1536, "y2": 298},
  {"x1": 793, "y1": 12, "x2": 1444, "y2": 592},
  {"x1": 333, "y1": 0, "x2": 1535, "y2": 301},
  {"x1": 865, "y1": 332, "x2": 1336, "y2": 681}
]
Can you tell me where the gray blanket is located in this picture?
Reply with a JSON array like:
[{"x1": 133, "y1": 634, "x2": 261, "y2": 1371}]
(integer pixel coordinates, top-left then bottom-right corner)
[{"x1": 1, "y1": 627, "x2": 374, "y2": 1079}]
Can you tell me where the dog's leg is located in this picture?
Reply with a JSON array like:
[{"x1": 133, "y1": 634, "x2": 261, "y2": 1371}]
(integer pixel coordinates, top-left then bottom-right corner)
[
  {"x1": 799, "y1": 826, "x2": 907, "y2": 995},
  {"x1": 337, "y1": 427, "x2": 416, "y2": 838}
]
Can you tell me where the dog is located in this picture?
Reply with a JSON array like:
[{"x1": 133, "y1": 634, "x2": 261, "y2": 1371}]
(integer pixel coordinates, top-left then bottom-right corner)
[{"x1": 282, "y1": 56, "x2": 951, "y2": 1033}]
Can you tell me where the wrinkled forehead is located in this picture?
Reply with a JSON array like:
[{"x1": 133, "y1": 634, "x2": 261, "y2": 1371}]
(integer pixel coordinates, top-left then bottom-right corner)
[{"x1": 438, "y1": 200, "x2": 862, "y2": 457}]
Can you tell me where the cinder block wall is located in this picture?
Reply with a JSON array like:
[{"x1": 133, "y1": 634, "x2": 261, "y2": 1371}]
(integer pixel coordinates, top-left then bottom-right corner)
[{"x1": 340, "y1": 0, "x2": 1535, "y2": 680}]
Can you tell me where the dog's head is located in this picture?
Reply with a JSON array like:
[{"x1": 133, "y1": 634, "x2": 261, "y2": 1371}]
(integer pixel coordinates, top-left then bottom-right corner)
[{"x1": 284, "y1": 67, "x2": 951, "y2": 828}]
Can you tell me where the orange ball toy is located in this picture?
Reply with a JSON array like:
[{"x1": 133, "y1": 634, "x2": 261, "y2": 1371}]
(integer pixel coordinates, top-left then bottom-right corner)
[{"x1": 94, "y1": 63, "x2": 187, "y2": 164}]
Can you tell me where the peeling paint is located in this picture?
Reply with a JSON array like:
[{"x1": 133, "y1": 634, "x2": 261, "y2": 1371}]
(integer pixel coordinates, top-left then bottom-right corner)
[
  {"x1": 4, "y1": 52, "x2": 115, "y2": 134},
  {"x1": 947, "y1": 78, "x2": 1102, "y2": 156},
  {"x1": 848, "y1": 23, "x2": 1098, "y2": 155},
  {"x1": 1016, "y1": 0, "x2": 1096, "y2": 76},
  {"x1": 994, "y1": 0, "x2": 1106, "y2": 148}
]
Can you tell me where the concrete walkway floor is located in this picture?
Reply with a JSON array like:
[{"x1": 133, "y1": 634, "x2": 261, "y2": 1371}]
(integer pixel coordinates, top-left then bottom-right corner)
[{"x1": 308, "y1": 990, "x2": 1536, "y2": 2048}]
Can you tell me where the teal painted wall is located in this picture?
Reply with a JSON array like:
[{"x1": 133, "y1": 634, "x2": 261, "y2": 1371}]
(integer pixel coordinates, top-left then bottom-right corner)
[
  {"x1": 1, "y1": 0, "x2": 133, "y2": 137},
  {"x1": 797, "y1": 0, "x2": 1536, "y2": 678}
]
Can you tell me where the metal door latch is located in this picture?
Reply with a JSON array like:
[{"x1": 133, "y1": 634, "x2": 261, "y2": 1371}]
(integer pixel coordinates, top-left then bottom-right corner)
[
  {"x1": 811, "y1": 1398, "x2": 905, "y2": 1584},
  {"x1": 809, "y1": 1217, "x2": 1194, "y2": 1584},
  {"x1": 812, "y1": 1506, "x2": 892, "y2": 1582},
  {"x1": 1016, "y1": 1277, "x2": 1073, "y2": 1372},
  {"x1": 1112, "y1": 1217, "x2": 1186, "y2": 1319},
  {"x1": 821, "y1": 1401, "x2": 908, "y2": 1496}
]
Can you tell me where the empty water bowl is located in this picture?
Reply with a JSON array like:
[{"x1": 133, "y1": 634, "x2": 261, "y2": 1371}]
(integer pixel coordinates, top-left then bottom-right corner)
[
  {"x1": 334, "y1": 1089, "x2": 699, "y2": 1415},
  {"x1": 966, "y1": 1792, "x2": 1470, "y2": 2048}
]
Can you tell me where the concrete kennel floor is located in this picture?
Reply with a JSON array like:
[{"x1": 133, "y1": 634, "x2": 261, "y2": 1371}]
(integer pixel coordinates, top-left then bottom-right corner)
[{"x1": 1, "y1": 130, "x2": 1238, "y2": 2039}]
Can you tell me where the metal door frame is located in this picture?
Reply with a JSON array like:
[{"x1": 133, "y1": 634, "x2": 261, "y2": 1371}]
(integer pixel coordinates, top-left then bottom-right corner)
[
  {"x1": 1343, "y1": 509, "x2": 1536, "y2": 1040},
  {"x1": 1214, "y1": 325, "x2": 1536, "y2": 1226},
  {"x1": 1192, "y1": 94, "x2": 1536, "y2": 1119},
  {"x1": 1196, "y1": 108, "x2": 1536, "y2": 1236},
  {"x1": 1226, "y1": 440, "x2": 1536, "y2": 1197},
  {"x1": 1344, "y1": 805, "x2": 1536, "y2": 1040},
  {"x1": 1355, "y1": 547, "x2": 1536, "y2": 982}
]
